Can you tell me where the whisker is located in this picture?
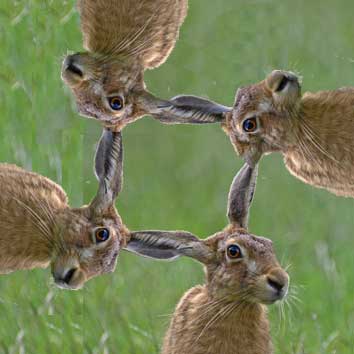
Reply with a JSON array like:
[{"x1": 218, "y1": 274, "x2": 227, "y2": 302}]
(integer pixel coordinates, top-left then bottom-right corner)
[
  {"x1": 26, "y1": 191, "x2": 65, "y2": 255},
  {"x1": 12, "y1": 197, "x2": 52, "y2": 242},
  {"x1": 299, "y1": 117, "x2": 339, "y2": 164},
  {"x1": 104, "y1": 7, "x2": 158, "y2": 58}
]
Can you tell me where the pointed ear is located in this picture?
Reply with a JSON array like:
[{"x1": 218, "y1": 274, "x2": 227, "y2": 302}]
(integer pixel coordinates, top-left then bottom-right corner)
[
  {"x1": 90, "y1": 129, "x2": 123, "y2": 214},
  {"x1": 227, "y1": 163, "x2": 258, "y2": 229},
  {"x1": 139, "y1": 92, "x2": 231, "y2": 125},
  {"x1": 125, "y1": 231, "x2": 214, "y2": 264}
]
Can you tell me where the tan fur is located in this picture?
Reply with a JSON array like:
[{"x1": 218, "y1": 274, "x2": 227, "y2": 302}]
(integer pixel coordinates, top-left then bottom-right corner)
[
  {"x1": 78, "y1": 0, "x2": 187, "y2": 68},
  {"x1": 62, "y1": 0, "x2": 188, "y2": 129},
  {"x1": 162, "y1": 229, "x2": 288, "y2": 354},
  {"x1": 224, "y1": 70, "x2": 354, "y2": 197},
  {"x1": 0, "y1": 164, "x2": 128, "y2": 289}
]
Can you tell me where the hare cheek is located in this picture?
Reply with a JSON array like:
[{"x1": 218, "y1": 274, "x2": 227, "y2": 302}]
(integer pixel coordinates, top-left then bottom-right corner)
[
  {"x1": 92, "y1": 82, "x2": 103, "y2": 96},
  {"x1": 80, "y1": 249, "x2": 94, "y2": 262},
  {"x1": 248, "y1": 260, "x2": 257, "y2": 274},
  {"x1": 235, "y1": 132, "x2": 250, "y2": 143},
  {"x1": 232, "y1": 139, "x2": 247, "y2": 156}
]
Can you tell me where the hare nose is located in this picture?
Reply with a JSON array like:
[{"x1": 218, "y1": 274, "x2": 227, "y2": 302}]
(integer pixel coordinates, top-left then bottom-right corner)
[
  {"x1": 267, "y1": 276, "x2": 285, "y2": 292},
  {"x1": 266, "y1": 268, "x2": 289, "y2": 297},
  {"x1": 64, "y1": 56, "x2": 83, "y2": 77},
  {"x1": 62, "y1": 268, "x2": 78, "y2": 284}
]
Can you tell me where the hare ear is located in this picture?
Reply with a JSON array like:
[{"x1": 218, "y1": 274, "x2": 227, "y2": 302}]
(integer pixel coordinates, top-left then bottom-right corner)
[
  {"x1": 139, "y1": 92, "x2": 231, "y2": 125},
  {"x1": 125, "y1": 231, "x2": 214, "y2": 264},
  {"x1": 90, "y1": 129, "x2": 123, "y2": 213},
  {"x1": 227, "y1": 163, "x2": 258, "y2": 229}
]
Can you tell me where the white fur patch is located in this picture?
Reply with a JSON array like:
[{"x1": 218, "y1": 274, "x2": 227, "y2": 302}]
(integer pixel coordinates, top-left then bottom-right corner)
[
  {"x1": 258, "y1": 100, "x2": 272, "y2": 113},
  {"x1": 248, "y1": 260, "x2": 257, "y2": 273},
  {"x1": 80, "y1": 249, "x2": 94, "y2": 260},
  {"x1": 92, "y1": 82, "x2": 103, "y2": 96}
]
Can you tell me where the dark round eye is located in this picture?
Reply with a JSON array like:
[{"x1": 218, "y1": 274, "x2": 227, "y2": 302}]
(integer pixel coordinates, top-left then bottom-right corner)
[
  {"x1": 108, "y1": 96, "x2": 124, "y2": 111},
  {"x1": 227, "y1": 244, "x2": 242, "y2": 259},
  {"x1": 95, "y1": 228, "x2": 110, "y2": 243},
  {"x1": 242, "y1": 117, "x2": 258, "y2": 133}
]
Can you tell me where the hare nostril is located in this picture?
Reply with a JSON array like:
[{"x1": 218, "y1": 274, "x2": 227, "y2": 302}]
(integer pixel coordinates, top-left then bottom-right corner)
[
  {"x1": 64, "y1": 56, "x2": 83, "y2": 78},
  {"x1": 63, "y1": 268, "x2": 77, "y2": 284},
  {"x1": 267, "y1": 277, "x2": 284, "y2": 292},
  {"x1": 275, "y1": 76, "x2": 289, "y2": 92},
  {"x1": 67, "y1": 62, "x2": 83, "y2": 77}
]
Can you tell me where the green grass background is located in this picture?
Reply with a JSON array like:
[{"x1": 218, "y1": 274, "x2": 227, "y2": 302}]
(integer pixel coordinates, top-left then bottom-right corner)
[{"x1": 1, "y1": 0, "x2": 354, "y2": 353}]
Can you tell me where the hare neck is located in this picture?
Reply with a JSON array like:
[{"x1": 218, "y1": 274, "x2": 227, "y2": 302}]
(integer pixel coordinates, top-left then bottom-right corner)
[
  {"x1": 162, "y1": 286, "x2": 272, "y2": 354},
  {"x1": 283, "y1": 89, "x2": 354, "y2": 197}
]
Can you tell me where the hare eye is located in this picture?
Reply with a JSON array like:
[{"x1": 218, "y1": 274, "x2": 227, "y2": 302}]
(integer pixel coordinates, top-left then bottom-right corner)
[
  {"x1": 95, "y1": 228, "x2": 110, "y2": 243},
  {"x1": 227, "y1": 245, "x2": 242, "y2": 259},
  {"x1": 242, "y1": 117, "x2": 258, "y2": 133},
  {"x1": 108, "y1": 96, "x2": 124, "y2": 111}
]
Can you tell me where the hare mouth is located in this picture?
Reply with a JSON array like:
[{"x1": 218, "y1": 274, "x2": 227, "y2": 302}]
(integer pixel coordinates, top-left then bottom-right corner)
[
  {"x1": 258, "y1": 288, "x2": 288, "y2": 305},
  {"x1": 54, "y1": 280, "x2": 81, "y2": 291}
]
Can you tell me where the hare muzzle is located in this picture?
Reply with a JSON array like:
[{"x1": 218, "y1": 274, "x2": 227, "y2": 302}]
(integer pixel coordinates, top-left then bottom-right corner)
[
  {"x1": 52, "y1": 258, "x2": 87, "y2": 291},
  {"x1": 258, "y1": 268, "x2": 289, "y2": 304},
  {"x1": 62, "y1": 54, "x2": 86, "y2": 87}
]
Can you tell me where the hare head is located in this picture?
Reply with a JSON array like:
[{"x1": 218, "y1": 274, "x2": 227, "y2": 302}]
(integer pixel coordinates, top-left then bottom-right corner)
[
  {"x1": 62, "y1": 53, "x2": 160, "y2": 128},
  {"x1": 51, "y1": 129, "x2": 127, "y2": 290},
  {"x1": 0, "y1": 130, "x2": 127, "y2": 290},
  {"x1": 159, "y1": 71, "x2": 302, "y2": 166},
  {"x1": 126, "y1": 163, "x2": 289, "y2": 304},
  {"x1": 223, "y1": 70, "x2": 302, "y2": 166},
  {"x1": 62, "y1": 0, "x2": 198, "y2": 129}
]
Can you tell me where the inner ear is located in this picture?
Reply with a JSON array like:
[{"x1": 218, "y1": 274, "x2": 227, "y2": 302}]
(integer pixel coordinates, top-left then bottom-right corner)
[{"x1": 125, "y1": 231, "x2": 215, "y2": 264}]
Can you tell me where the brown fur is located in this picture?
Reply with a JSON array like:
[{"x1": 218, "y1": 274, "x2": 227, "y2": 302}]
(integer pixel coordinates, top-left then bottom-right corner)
[
  {"x1": 62, "y1": 0, "x2": 188, "y2": 129},
  {"x1": 224, "y1": 70, "x2": 354, "y2": 197},
  {"x1": 0, "y1": 163, "x2": 128, "y2": 289},
  {"x1": 162, "y1": 229, "x2": 288, "y2": 354}
]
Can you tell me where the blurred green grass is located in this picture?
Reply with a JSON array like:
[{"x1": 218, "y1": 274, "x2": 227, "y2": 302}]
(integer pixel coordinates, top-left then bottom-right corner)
[{"x1": 1, "y1": 0, "x2": 354, "y2": 353}]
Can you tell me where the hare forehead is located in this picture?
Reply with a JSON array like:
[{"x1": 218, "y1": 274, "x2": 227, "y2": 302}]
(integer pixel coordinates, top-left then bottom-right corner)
[
  {"x1": 91, "y1": 73, "x2": 134, "y2": 95},
  {"x1": 228, "y1": 234, "x2": 273, "y2": 255},
  {"x1": 102, "y1": 60, "x2": 142, "y2": 85},
  {"x1": 234, "y1": 86, "x2": 272, "y2": 119}
]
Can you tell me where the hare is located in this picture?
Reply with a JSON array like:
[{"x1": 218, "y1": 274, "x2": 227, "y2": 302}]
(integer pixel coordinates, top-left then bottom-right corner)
[
  {"x1": 62, "y1": 0, "x2": 217, "y2": 130},
  {"x1": 0, "y1": 129, "x2": 128, "y2": 290},
  {"x1": 162, "y1": 72, "x2": 354, "y2": 197},
  {"x1": 126, "y1": 163, "x2": 289, "y2": 354}
]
